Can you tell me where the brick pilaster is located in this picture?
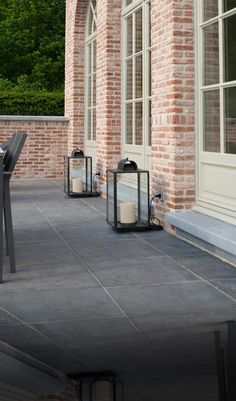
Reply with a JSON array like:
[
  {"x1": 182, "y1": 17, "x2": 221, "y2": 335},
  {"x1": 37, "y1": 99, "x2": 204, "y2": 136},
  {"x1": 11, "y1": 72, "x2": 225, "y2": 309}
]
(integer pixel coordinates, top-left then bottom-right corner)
[
  {"x1": 95, "y1": 0, "x2": 122, "y2": 182},
  {"x1": 151, "y1": 0, "x2": 195, "y2": 218},
  {"x1": 65, "y1": 0, "x2": 87, "y2": 154}
]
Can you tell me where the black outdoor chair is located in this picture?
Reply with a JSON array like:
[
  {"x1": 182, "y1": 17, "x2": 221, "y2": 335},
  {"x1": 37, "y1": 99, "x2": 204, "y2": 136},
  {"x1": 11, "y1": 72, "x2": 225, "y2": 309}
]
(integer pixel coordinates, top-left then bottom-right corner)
[{"x1": 2, "y1": 133, "x2": 27, "y2": 277}]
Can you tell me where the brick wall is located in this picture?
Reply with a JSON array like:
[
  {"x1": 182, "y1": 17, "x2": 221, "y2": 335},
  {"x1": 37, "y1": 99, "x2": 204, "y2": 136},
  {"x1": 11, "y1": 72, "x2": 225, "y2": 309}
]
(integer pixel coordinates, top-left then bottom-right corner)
[
  {"x1": 65, "y1": 0, "x2": 87, "y2": 153},
  {"x1": 0, "y1": 0, "x2": 197, "y2": 216},
  {"x1": 0, "y1": 117, "x2": 69, "y2": 179},
  {"x1": 96, "y1": 0, "x2": 122, "y2": 182},
  {"x1": 151, "y1": 0, "x2": 195, "y2": 217},
  {"x1": 65, "y1": 0, "x2": 122, "y2": 185},
  {"x1": 65, "y1": 0, "x2": 195, "y2": 217}
]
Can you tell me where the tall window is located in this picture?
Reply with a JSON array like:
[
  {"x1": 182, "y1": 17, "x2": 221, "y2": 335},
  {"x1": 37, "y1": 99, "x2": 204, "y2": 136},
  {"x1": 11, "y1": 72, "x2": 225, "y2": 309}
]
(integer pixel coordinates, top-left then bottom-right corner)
[
  {"x1": 199, "y1": 0, "x2": 236, "y2": 154},
  {"x1": 122, "y1": 0, "x2": 151, "y2": 150},
  {"x1": 85, "y1": 0, "x2": 97, "y2": 142}
]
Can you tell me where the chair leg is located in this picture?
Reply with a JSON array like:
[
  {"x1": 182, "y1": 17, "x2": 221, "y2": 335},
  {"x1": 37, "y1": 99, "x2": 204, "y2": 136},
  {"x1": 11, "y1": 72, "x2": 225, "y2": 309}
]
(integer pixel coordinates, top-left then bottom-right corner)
[
  {"x1": 4, "y1": 180, "x2": 16, "y2": 273},
  {"x1": 0, "y1": 208, "x2": 3, "y2": 283},
  {"x1": 3, "y1": 206, "x2": 9, "y2": 256}
]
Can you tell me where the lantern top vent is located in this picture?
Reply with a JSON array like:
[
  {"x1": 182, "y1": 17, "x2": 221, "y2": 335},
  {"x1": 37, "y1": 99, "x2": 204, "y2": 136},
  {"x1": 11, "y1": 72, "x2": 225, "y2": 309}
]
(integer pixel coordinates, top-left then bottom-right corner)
[
  {"x1": 117, "y1": 158, "x2": 138, "y2": 171},
  {"x1": 71, "y1": 147, "x2": 84, "y2": 158}
]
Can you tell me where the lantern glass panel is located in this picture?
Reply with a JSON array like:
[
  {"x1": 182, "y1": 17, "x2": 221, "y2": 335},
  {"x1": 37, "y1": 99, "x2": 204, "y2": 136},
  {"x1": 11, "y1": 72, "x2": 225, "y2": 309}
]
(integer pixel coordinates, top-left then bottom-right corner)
[
  {"x1": 64, "y1": 156, "x2": 93, "y2": 196},
  {"x1": 106, "y1": 169, "x2": 150, "y2": 230},
  {"x1": 107, "y1": 170, "x2": 116, "y2": 226},
  {"x1": 79, "y1": 376, "x2": 123, "y2": 401}
]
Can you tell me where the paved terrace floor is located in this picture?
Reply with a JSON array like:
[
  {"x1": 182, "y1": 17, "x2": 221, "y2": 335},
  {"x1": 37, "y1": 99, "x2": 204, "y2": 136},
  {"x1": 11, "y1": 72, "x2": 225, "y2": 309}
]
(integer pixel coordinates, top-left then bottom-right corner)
[{"x1": 1, "y1": 180, "x2": 236, "y2": 401}]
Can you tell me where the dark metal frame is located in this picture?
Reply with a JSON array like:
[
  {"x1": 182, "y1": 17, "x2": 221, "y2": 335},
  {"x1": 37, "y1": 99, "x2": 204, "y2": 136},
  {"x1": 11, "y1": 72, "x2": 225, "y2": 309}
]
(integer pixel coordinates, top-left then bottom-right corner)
[
  {"x1": 0, "y1": 154, "x2": 3, "y2": 283},
  {"x1": 106, "y1": 168, "x2": 151, "y2": 232},
  {"x1": 64, "y1": 156, "x2": 99, "y2": 197},
  {"x1": 0, "y1": 133, "x2": 27, "y2": 282},
  {"x1": 214, "y1": 321, "x2": 236, "y2": 401},
  {"x1": 68, "y1": 372, "x2": 124, "y2": 401}
]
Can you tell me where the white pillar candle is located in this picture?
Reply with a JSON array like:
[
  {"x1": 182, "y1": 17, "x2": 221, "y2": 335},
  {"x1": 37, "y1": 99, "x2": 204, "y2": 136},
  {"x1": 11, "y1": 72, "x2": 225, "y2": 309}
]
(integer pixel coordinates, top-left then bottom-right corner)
[
  {"x1": 94, "y1": 381, "x2": 111, "y2": 401},
  {"x1": 120, "y1": 202, "x2": 136, "y2": 224},
  {"x1": 72, "y1": 177, "x2": 83, "y2": 193}
]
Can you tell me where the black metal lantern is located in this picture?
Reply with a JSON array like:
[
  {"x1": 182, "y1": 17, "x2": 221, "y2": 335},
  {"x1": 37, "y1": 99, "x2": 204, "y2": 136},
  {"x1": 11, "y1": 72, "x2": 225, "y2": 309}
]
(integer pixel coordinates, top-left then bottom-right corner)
[
  {"x1": 64, "y1": 148, "x2": 99, "y2": 197},
  {"x1": 106, "y1": 158, "x2": 151, "y2": 231},
  {"x1": 70, "y1": 373, "x2": 123, "y2": 401}
]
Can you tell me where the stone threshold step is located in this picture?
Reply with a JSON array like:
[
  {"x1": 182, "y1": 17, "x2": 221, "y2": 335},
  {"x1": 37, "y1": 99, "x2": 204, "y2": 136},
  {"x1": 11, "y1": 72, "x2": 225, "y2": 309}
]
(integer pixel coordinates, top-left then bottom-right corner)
[{"x1": 166, "y1": 211, "x2": 236, "y2": 265}]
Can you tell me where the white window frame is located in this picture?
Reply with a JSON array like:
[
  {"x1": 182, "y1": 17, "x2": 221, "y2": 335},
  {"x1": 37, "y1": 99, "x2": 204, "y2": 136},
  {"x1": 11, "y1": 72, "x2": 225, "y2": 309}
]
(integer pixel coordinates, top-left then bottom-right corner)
[
  {"x1": 195, "y1": 0, "x2": 236, "y2": 222},
  {"x1": 197, "y1": 0, "x2": 236, "y2": 155},
  {"x1": 121, "y1": 0, "x2": 151, "y2": 169},
  {"x1": 85, "y1": 1, "x2": 97, "y2": 145}
]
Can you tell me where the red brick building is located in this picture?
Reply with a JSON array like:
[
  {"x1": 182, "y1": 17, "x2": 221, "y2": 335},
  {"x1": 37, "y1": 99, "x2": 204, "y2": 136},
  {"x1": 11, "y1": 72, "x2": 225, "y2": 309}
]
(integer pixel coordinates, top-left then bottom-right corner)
[
  {"x1": 0, "y1": 0, "x2": 235, "y2": 259},
  {"x1": 65, "y1": 0, "x2": 236, "y2": 261}
]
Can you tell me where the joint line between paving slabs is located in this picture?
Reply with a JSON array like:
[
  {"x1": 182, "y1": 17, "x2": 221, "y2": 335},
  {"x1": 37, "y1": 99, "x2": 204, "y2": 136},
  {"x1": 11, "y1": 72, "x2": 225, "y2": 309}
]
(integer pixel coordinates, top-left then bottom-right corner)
[{"x1": 133, "y1": 234, "x2": 236, "y2": 304}]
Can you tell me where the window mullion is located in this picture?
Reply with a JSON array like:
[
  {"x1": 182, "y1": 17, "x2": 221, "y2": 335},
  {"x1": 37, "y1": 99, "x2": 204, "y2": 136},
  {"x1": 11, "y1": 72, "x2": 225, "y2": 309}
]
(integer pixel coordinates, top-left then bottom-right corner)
[
  {"x1": 219, "y1": 6, "x2": 224, "y2": 153},
  {"x1": 143, "y1": 1, "x2": 147, "y2": 152},
  {"x1": 132, "y1": 12, "x2": 135, "y2": 146}
]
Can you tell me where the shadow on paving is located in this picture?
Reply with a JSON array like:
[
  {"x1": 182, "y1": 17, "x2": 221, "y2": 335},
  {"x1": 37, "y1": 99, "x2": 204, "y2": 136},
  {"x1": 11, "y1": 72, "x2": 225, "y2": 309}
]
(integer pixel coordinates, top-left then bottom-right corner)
[{"x1": 0, "y1": 179, "x2": 236, "y2": 400}]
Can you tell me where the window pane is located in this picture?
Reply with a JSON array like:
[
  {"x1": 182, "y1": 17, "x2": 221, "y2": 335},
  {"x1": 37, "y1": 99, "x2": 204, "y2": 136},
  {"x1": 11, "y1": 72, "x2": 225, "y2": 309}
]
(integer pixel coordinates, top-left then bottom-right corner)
[
  {"x1": 135, "y1": 55, "x2": 142, "y2": 99},
  {"x1": 203, "y1": 23, "x2": 219, "y2": 85},
  {"x1": 87, "y1": 44, "x2": 92, "y2": 75},
  {"x1": 203, "y1": 90, "x2": 220, "y2": 152},
  {"x1": 224, "y1": 14, "x2": 236, "y2": 82},
  {"x1": 126, "y1": 59, "x2": 133, "y2": 100},
  {"x1": 135, "y1": 9, "x2": 142, "y2": 53},
  {"x1": 126, "y1": 0, "x2": 132, "y2": 5},
  {"x1": 224, "y1": 0, "x2": 236, "y2": 12},
  {"x1": 126, "y1": 103, "x2": 133, "y2": 144},
  {"x1": 93, "y1": 108, "x2": 96, "y2": 141},
  {"x1": 148, "y1": 100, "x2": 152, "y2": 146},
  {"x1": 93, "y1": 42, "x2": 96, "y2": 72},
  {"x1": 127, "y1": 16, "x2": 133, "y2": 56},
  {"x1": 87, "y1": 77, "x2": 91, "y2": 107},
  {"x1": 203, "y1": 0, "x2": 218, "y2": 21},
  {"x1": 93, "y1": 74, "x2": 96, "y2": 107},
  {"x1": 88, "y1": 8, "x2": 93, "y2": 35},
  {"x1": 87, "y1": 109, "x2": 91, "y2": 141},
  {"x1": 224, "y1": 86, "x2": 236, "y2": 154},
  {"x1": 135, "y1": 102, "x2": 143, "y2": 145},
  {"x1": 148, "y1": 2, "x2": 151, "y2": 48},
  {"x1": 148, "y1": 51, "x2": 151, "y2": 97}
]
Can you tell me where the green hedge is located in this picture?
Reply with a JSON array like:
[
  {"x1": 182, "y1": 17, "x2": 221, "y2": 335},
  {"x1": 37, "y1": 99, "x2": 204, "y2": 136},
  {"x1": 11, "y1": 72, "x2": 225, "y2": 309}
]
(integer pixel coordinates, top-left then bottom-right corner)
[{"x1": 0, "y1": 91, "x2": 64, "y2": 116}]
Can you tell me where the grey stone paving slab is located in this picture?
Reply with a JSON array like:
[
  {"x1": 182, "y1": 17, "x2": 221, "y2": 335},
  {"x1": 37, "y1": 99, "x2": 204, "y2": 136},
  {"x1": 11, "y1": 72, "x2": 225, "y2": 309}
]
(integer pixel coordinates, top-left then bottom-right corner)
[
  {"x1": 0, "y1": 309, "x2": 20, "y2": 326},
  {"x1": 152, "y1": 334, "x2": 215, "y2": 365},
  {"x1": 132, "y1": 315, "x2": 228, "y2": 343},
  {"x1": 14, "y1": 239, "x2": 79, "y2": 267},
  {"x1": 108, "y1": 281, "x2": 236, "y2": 318},
  {"x1": 145, "y1": 236, "x2": 204, "y2": 256},
  {"x1": 209, "y1": 278, "x2": 236, "y2": 299},
  {"x1": 1, "y1": 179, "x2": 235, "y2": 400},
  {"x1": 68, "y1": 342, "x2": 171, "y2": 375},
  {"x1": 13, "y1": 225, "x2": 59, "y2": 243},
  {"x1": 68, "y1": 238, "x2": 162, "y2": 264},
  {"x1": 0, "y1": 262, "x2": 99, "y2": 291},
  {"x1": 172, "y1": 254, "x2": 236, "y2": 280},
  {"x1": 11, "y1": 210, "x2": 49, "y2": 227},
  {"x1": 55, "y1": 221, "x2": 133, "y2": 241},
  {"x1": 0, "y1": 287, "x2": 123, "y2": 323},
  {"x1": 32, "y1": 318, "x2": 142, "y2": 348},
  {"x1": 122, "y1": 376, "x2": 192, "y2": 401},
  {"x1": 0, "y1": 323, "x2": 53, "y2": 351},
  {"x1": 85, "y1": 255, "x2": 197, "y2": 287},
  {"x1": 42, "y1": 203, "x2": 102, "y2": 221},
  {"x1": 27, "y1": 346, "x2": 90, "y2": 373}
]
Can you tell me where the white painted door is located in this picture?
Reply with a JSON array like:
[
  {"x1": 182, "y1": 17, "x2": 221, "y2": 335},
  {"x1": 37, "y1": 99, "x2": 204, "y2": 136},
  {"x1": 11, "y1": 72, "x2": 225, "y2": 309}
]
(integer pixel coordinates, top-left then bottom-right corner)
[
  {"x1": 195, "y1": 1, "x2": 236, "y2": 224},
  {"x1": 84, "y1": 0, "x2": 97, "y2": 166},
  {"x1": 122, "y1": 0, "x2": 151, "y2": 179}
]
